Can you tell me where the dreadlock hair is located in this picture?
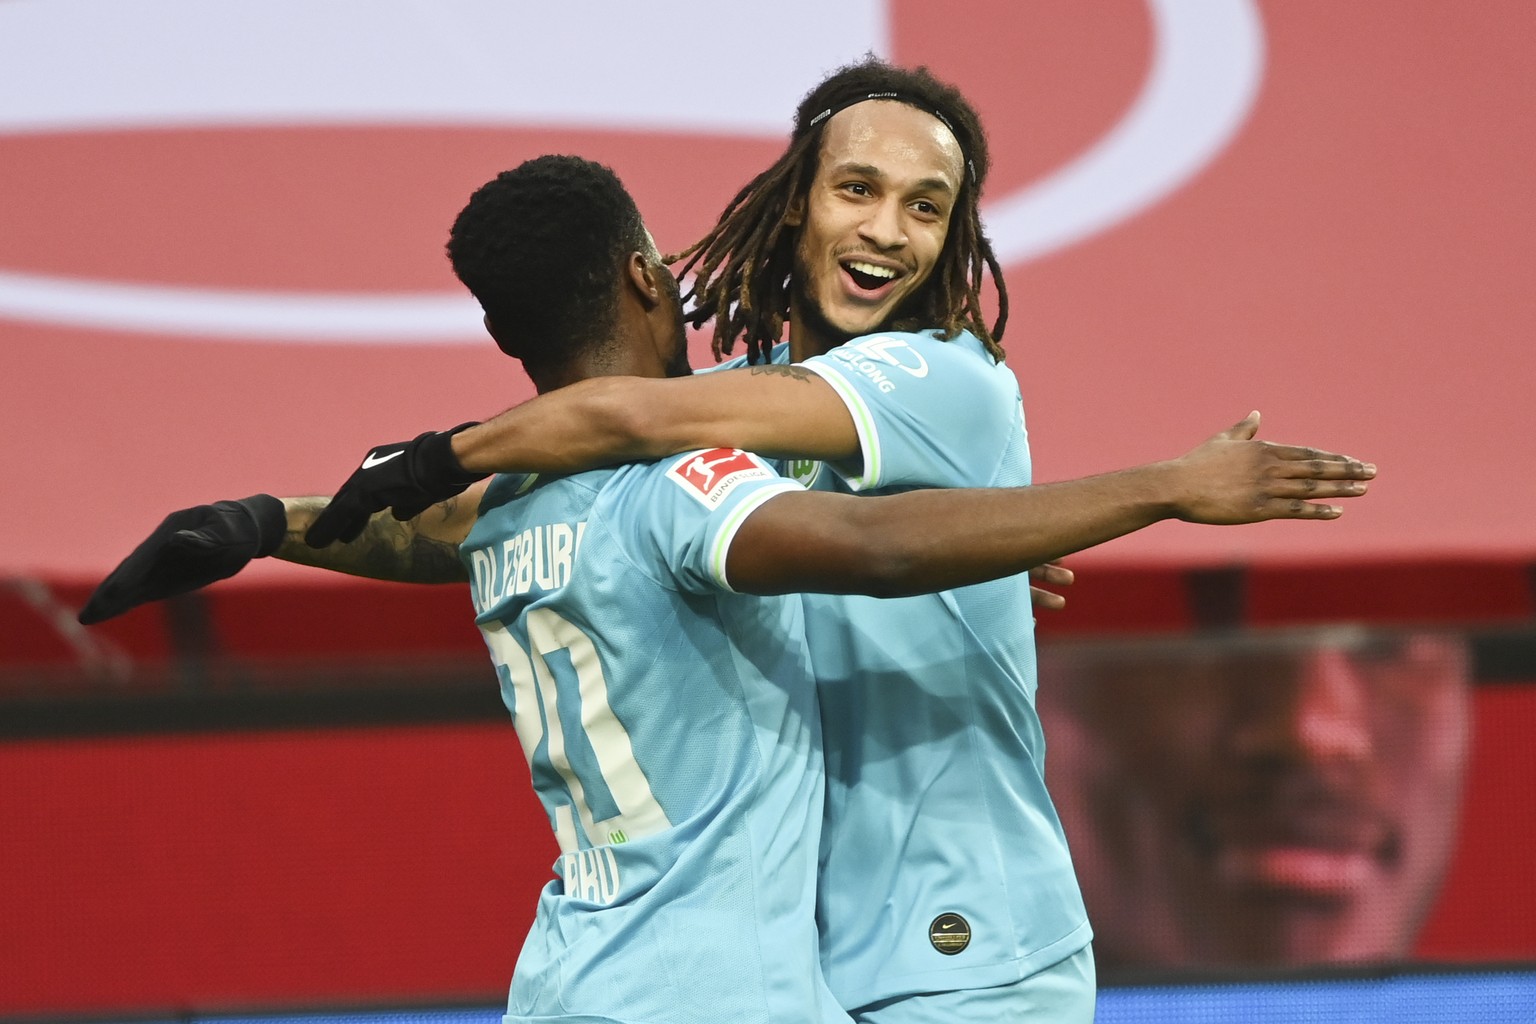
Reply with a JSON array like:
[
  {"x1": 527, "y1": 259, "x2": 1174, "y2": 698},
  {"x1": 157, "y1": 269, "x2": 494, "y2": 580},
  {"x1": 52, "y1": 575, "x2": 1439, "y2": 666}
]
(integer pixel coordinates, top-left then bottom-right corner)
[
  {"x1": 670, "y1": 56, "x2": 1009, "y2": 365},
  {"x1": 447, "y1": 155, "x2": 652, "y2": 372}
]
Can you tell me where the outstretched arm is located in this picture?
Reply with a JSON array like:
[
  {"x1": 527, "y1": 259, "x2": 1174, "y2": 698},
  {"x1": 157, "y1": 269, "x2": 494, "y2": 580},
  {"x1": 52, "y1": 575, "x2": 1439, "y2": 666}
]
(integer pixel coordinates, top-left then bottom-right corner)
[
  {"x1": 79, "y1": 482, "x2": 486, "y2": 624},
  {"x1": 725, "y1": 414, "x2": 1375, "y2": 596}
]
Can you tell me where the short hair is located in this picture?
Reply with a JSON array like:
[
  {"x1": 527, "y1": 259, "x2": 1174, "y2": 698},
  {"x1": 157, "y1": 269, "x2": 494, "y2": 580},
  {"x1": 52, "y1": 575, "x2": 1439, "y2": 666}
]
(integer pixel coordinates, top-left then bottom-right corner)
[
  {"x1": 671, "y1": 56, "x2": 1008, "y2": 364},
  {"x1": 447, "y1": 155, "x2": 652, "y2": 366}
]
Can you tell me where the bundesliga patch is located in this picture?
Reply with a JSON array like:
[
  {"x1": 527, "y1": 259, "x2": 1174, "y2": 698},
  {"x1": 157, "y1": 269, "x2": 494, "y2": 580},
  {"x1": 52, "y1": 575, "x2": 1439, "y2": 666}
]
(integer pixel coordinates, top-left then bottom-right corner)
[{"x1": 666, "y1": 448, "x2": 774, "y2": 508}]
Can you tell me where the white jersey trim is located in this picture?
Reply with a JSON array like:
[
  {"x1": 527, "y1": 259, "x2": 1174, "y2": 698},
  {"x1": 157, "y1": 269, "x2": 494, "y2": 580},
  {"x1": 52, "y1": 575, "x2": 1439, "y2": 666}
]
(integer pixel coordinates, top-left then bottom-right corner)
[
  {"x1": 710, "y1": 483, "x2": 801, "y2": 592},
  {"x1": 799, "y1": 360, "x2": 881, "y2": 491}
]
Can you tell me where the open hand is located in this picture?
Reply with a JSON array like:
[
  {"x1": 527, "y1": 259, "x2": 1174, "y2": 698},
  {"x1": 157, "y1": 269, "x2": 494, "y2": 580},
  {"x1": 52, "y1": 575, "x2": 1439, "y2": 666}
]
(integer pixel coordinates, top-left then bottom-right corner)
[{"x1": 1171, "y1": 412, "x2": 1375, "y2": 525}]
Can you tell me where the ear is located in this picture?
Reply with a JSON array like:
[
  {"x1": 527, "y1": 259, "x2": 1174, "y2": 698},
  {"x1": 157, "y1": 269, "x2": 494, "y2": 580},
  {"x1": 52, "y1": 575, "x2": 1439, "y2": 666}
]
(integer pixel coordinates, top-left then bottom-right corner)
[
  {"x1": 783, "y1": 193, "x2": 806, "y2": 228},
  {"x1": 625, "y1": 252, "x2": 663, "y2": 310}
]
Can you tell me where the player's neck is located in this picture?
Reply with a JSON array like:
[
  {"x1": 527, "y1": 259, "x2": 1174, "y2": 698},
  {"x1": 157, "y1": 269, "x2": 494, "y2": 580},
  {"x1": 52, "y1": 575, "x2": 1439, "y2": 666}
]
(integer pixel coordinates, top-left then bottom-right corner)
[
  {"x1": 786, "y1": 297, "x2": 844, "y2": 363},
  {"x1": 531, "y1": 359, "x2": 657, "y2": 396},
  {"x1": 786, "y1": 328, "x2": 819, "y2": 364},
  {"x1": 528, "y1": 340, "x2": 663, "y2": 395}
]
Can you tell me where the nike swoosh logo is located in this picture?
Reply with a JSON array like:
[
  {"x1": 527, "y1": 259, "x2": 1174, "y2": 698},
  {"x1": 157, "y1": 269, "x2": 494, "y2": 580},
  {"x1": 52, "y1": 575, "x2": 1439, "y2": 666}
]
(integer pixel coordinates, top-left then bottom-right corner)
[
  {"x1": 939, "y1": 922, "x2": 958, "y2": 930},
  {"x1": 361, "y1": 450, "x2": 405, "y2": 469}
]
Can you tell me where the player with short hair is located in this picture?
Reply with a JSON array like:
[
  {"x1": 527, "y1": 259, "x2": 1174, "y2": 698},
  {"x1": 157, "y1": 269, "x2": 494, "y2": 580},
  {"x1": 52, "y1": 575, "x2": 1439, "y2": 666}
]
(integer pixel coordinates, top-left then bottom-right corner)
[
  {"x1": 441, "y1": 156, "x2": 839, "y2": 1024},
  {"x1": 306, "y1": 59, "x2": 1377, "y2": 1023}
]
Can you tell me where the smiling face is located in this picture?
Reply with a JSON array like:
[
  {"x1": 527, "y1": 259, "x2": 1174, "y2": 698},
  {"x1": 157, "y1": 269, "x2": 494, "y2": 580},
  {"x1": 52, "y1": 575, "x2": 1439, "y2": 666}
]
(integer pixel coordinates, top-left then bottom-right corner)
[
  {"x1": 1038, "y1": 629, "x2": 1471, "y2": 971},
  {"x1": 786, "y1": 100, "x2": 964, "y2": 355}
]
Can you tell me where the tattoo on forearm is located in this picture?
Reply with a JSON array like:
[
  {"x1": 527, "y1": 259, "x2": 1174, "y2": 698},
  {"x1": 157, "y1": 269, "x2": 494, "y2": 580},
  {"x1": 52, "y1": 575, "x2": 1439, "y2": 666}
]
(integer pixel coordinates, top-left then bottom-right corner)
[
  {"x1": 276, "y1": 497, "x2": 468, "y2": 583},
  {"x1": 747, "y1": 364, "x2": 816, "y2": 383},
  {"x1": 433, "y1": 495, "x2": 461, "y2": 526}
]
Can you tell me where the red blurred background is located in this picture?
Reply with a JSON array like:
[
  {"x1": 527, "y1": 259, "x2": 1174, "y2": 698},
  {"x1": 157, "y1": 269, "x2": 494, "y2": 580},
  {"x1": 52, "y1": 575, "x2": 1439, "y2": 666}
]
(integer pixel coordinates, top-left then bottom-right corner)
[{"x1": 2, "y1": 0, "x2": 1532, "y2": 1016}]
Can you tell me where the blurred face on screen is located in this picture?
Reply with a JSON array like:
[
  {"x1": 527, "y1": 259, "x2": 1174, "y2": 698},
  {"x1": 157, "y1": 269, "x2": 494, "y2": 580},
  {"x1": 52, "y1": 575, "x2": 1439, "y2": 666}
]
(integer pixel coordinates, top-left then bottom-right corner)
[{"x1": 1038, "y1": 628, "x2": 1471, "y2": 971}]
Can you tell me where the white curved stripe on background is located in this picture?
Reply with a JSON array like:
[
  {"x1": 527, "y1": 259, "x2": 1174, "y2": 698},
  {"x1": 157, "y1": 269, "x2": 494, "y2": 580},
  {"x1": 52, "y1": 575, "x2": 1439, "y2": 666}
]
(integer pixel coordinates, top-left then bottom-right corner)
[
  {"x1": 0, "y1": 0, "x2": 1262, "y2": 341},
  {"x1": 985, "y1": 0, "x2": 1265, "y2": 265},
  {"x1": 0, "y1": 0, "x2": 887, "y2": 136},
  {"x1": 0, "y1": 270, "x2": 484, "y2": 340}
]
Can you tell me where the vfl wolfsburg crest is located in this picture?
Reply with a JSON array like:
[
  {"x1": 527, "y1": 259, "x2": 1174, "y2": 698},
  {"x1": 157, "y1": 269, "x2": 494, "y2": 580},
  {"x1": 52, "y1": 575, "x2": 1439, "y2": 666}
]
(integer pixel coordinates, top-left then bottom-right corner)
[{"x1": 787, "y1": 459, "x2": 822, "y2": 488}]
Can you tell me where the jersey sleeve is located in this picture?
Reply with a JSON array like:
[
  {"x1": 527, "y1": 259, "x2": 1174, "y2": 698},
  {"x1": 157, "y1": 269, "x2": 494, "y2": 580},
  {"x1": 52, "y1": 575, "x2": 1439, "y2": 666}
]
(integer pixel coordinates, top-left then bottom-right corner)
[
  {"x1": 608, "y1": 449, "x2": 803, "y2": 595},
  {"x1": 799, "y1": 331, "x2": 1022, "y2": 490}
]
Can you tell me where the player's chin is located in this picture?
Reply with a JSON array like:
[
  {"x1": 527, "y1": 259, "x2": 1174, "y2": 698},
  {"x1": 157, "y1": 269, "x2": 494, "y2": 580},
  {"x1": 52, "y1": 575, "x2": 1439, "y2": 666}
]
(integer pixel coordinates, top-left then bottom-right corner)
[{"x1": 823, "y1": 300, "x2": 897, "y2": 339}]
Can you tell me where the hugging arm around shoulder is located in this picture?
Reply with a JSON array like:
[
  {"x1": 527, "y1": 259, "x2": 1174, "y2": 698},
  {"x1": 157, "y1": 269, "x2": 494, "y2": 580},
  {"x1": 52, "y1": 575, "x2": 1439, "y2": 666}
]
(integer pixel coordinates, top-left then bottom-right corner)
[{"x1": 450, "y1": 366, "x2": 863, "y2": 475}]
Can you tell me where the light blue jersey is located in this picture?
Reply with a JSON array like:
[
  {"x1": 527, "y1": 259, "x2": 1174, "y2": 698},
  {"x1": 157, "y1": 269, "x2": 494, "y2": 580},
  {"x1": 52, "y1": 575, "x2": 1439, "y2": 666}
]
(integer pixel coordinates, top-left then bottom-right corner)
[
  {"x1": 461, "y1": 449, "x2": 849, "y2": 1024},
  {"x1": 733, "y1": 331, "x2": 1092, "y2": 1008}
]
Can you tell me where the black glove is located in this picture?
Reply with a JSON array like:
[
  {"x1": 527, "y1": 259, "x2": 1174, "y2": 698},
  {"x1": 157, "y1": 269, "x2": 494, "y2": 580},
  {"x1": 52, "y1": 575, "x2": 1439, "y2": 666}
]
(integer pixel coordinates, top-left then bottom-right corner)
[
  {"x1": 304, "y1": 422, "x2": 485, "y2": 548},
  {"x1": 77, "y1": 493, "x2": 287, "y2": 625}
]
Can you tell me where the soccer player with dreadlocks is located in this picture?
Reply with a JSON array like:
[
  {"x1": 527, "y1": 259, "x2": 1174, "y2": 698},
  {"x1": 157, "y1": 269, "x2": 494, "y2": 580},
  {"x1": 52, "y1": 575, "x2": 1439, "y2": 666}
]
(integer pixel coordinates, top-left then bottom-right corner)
[
  {"x1": 86, "y1": 60, "x2": 1376, "y2": 1024},
  {"x1": 299, "y1": 58, "x2": 1375, "y2": 1022},
  {"x1": 669, "y1": 60, "x2": 1006, "y2": 368}
]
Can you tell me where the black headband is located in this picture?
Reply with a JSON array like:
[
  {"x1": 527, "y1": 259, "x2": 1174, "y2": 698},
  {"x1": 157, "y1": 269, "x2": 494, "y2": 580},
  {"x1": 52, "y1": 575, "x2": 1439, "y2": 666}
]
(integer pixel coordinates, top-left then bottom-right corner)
[{"x1": 805, "y1": 91, "x2": 977, "y2": 185}]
